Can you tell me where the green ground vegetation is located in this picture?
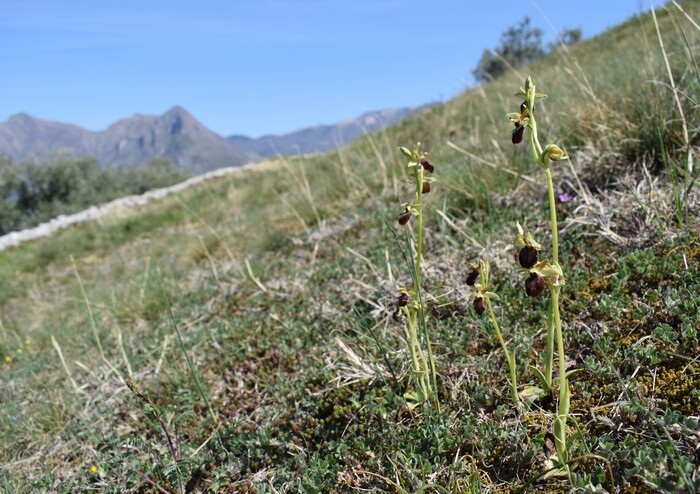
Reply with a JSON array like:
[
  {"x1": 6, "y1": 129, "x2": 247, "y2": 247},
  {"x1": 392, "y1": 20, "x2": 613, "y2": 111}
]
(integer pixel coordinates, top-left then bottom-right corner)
[
  {"x1": 0, "y1": 156, "x2": 190, "y2": 235},
  {"x1": 1, "y1": 3, "x2": 699, "y2": 492}
]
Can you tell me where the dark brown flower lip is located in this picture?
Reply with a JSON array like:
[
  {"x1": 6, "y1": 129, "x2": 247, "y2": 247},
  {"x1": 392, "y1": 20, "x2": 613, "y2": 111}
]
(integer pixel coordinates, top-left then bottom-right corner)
[
  {"x1": 398, "y1": 209, "x2": 412, "y2": 225},
  {"x1": 466, "y1": 267, "x2": 480, "y2": 286},
  {"x1": 512, "y1": 124, "x2": 525, "y2": 144},
  {"x1": 525, "y1": 272, "x2": 545, "y2": 297},
  {"x1": 473, "y1": 297, "x2": 487, "y2": 316},
  {"x1": 518, "y1": 246, "x2": 539, "y2": 269},
  {"x1": 420, "y1": 159, "x2": 435, "y2": 174}
]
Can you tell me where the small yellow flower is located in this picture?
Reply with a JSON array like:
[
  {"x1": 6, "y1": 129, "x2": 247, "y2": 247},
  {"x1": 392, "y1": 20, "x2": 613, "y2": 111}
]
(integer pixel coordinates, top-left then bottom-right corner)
[
  {"x1": 16, "y1": 348, "x2": 22, "y2": 354},
  {"x1": 24, "y1": 338, "x2": 31, "y2": 346},
  {"x1": 90, "y1": 465, "x2": 98, "y2": 474},
  {"x1": 4, "y1": 356, "x2": 11, "y2": 363}
]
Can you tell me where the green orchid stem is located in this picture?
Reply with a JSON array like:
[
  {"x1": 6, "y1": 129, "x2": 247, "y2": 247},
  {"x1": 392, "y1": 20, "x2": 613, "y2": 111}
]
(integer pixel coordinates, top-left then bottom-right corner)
[
  {"x1": 525, "y1": 78, "x2": 568, "y2": 461},
  {"x1": 544, "y1": 166, "x2": 560, "y2": 266},
  {"x1": 547, "y1": 165, "x2": 566, "y2": 459},
  {"x1": 545, "y1": 301, "x2": 554, "y2": 390},
  {"x1": 529, "y1": 109, "x2": 555, "y2": 393},
  {"x1": 404, "y1": 157, "x2": 436, "y2": 406},
  {"x1": 415, "y1": 169, "x2": 438, "y2": 406},
  {"x1": 414, "y1": 166, "x2": 423, "y2": 292},
  {"x1": 487, "y1": 298, "x2": 521, "y2": 411},
  {"x1": 527, "y1": 89, "x2": 543, "y2": 160},
  {"x1": 413, "y1": 167, "x2": 430, "y2": 399},
  {"x1": 403, "y1": 308, "x2": 426, "y2": 399},
  {"x1": 551, "y1": 286, "x2": 565, "y2": 411},
  {"x1": 552, "y1": 284, "x2": 569, "y2": 462},
  {"x1": 542, "y1": 164, "x2": 559, "y2": 393}
]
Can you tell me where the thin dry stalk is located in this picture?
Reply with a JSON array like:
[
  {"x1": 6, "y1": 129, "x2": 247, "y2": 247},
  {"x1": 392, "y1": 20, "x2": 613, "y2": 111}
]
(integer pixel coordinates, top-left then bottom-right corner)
[
  {"x1": 175, "y1": 197, "x2": 236, "y2": 262},
  {"x1": 345, "y1": 246, "x2": 382, "y2": 279},
  {"x1": 245, "y1": 259, "x2": 268, "y2": 293},
  {"x1": 139, "y1": 256, "x2": 151, "y2": 304},
  {"x1": 197, "y1": 235, "x2": 221, "y2": 282},
  {"x1": 673, "y1": 1, "x2": 700, "y2": 31},
  {"x1": 530, "y1": 0, "x2": 606, "y2": 118},
  {"x1": 446, "y1": 140, "x2": 536, "y2": 183},
  {"x1": 71, "y1": 256, "x2": 124, "y2": 382},
  {"x1": 363, "y1": 128, "x2": 390, "y2": 194},
  {"x1": 273, "y1": 189, "x2": 310, "y2": 232},
  {"x1": 51, "y1": 335, "x2": 80, "y2": 394},
  {"x1": 114, "y1": 319, "x2": 134, "y2": 379},
  {"x1": 154, "y1": 334, "x2": 173, "y2": 376},
  {"x1": 651, "y1": 4, "x2": 693, "y2": 178},
  {"x1": 434, "y1": 209, "x2": 485, "y2": 249}
]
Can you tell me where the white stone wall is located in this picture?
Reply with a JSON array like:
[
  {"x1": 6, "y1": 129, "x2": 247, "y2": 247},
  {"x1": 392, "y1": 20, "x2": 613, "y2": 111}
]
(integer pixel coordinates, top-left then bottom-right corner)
[{"x1": 0, "y1": 162, "x2": 263, "y2": 251}]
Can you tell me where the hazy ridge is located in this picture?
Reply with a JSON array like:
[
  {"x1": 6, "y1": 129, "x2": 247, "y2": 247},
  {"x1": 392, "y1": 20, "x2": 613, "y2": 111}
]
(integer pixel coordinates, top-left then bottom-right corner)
[{"x1": 0, "y1": 105, "x2": 429, "y2": 173}]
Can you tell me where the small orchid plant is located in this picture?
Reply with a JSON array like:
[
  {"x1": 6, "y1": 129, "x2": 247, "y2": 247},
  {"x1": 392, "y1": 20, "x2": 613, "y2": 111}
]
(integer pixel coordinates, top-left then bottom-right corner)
[
  {"x1": 466, "y1": 259, "x2": 521, "y2": 411},
  {"x1": 396, "y1": 142, "x2": 438, "y2": 408},
  {"x1": 509, "y1": 76, "x2": 572, "y2": 471}
]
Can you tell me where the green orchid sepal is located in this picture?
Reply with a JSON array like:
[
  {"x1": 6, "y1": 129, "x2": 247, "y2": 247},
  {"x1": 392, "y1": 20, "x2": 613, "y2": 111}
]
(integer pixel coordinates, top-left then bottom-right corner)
[
  {"x1": 401, "y1": 202, "x2": 419, "y2": 217},
  {"x1": 480, "y1": 290, "x2": 500, "y2": 301},
  {"x1": 516, "y1": 76, "x2": 548, "y2": 101},
  {"x1": 399, "y1": 146, "x2": 413, "y2": 158},
  {"x1": 514, "y1": 222, "x2": 543, "y2": 250},
  {"x1": 530, "y1": 260, "x2": 566, "y2": 286}
]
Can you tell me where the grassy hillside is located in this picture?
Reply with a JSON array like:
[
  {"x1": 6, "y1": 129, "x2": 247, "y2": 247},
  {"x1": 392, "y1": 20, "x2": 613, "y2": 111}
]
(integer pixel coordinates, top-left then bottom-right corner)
[{"x1": 1, "y1": 3, "x2": 699, "y2": 493}]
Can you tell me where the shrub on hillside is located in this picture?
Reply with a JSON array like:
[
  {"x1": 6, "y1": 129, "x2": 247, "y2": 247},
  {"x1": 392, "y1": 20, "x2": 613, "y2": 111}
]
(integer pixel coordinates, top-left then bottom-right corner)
[
  {"x1": 0, "y1": 155, "x2": 190, "y2": 235},
  {"x1": 473, "y1": 17, "x2": 581, "y2": 83}
]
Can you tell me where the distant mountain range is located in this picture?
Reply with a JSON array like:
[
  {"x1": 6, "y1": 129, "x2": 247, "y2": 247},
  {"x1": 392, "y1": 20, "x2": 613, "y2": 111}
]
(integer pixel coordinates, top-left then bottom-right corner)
[{"x1": 0, "y1": 105, "x2": 430, "y2": 173}]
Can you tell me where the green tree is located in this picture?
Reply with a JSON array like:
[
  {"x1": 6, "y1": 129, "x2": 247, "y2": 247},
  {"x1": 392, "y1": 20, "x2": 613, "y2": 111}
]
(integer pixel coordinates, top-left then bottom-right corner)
[
  {"x1": 123, "y1": 158, "x2": 190, "y2": 194},
  {"x1": 2, "y1": 155, "x2": 190, "y2": 233},
  {"x1": 473, "y1": 17, "x2": 545, "y2": 83},
  {"x1": 15, "y1": 157, "x2": 102, "y2": 222},
  {"x1": 548, "y1": 27, "x2": 582, "y2": 52},
  {"x1": 0, "y1": 155, "x2": 22, "y2": 235}
]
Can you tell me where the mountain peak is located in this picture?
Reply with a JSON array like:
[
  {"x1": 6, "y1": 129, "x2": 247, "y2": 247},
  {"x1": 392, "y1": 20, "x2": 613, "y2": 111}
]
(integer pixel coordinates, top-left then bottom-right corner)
[
  {"x1": 7, "y1": 112, "x2": 38, "y2": 126},
  {"x1": 225, "y1": 105, "x2": 432, "y2": 158},
  {"x1": 164, "y1": 105, "x2": 192, "y2": 118},
  {"x1": 0, "y1": 104, "x2": 428, "y2": 173},
  {"x1": 160, "y1": 106, "x2": 197, "y2": 136}
]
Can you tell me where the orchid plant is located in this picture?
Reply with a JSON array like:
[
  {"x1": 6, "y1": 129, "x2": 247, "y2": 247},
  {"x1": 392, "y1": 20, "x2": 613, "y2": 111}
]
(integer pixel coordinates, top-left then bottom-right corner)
[
  {"x1": 467, "y1": 259, "x2": 521, "y2": 411},
  {"x1": 396, "y1": 142, "x2": 438, "y2": 409},
  {"x1": 508, "y1": 76, "x2": 573, "y2": 471}
]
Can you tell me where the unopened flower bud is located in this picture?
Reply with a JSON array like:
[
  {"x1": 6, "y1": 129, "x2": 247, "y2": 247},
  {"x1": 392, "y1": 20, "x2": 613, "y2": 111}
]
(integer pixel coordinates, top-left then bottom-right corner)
[
  {"x1": 473, "y1": 297, "x2": 487, "y2": 316},
  {"x1": 542, "y1": 144, "x2": 566, "y2": 162},
  {"x1": 525, "y1": 272, "x2": 545, "y2": 297},
  {"x1": 512, "y1": 124, "x2": 524, "y2": 144},
  {"x1": 466, "y1": 267, "x2": 480, "y2": 286},
  {"x1": 518, "y1": 246, "x2": 539, "y2": 269},
  {"x1": 420, "y1": 159, "x2": 434, "y2": 174},
  {"x1": 398, "y1": 209, "x2": 412, "y2": 225}
]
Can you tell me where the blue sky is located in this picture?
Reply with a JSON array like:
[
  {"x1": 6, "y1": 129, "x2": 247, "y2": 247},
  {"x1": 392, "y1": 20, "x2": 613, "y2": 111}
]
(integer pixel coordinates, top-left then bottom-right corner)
[{"x1": 1, "y1": 0, "x2": 664, "y2": 137}]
